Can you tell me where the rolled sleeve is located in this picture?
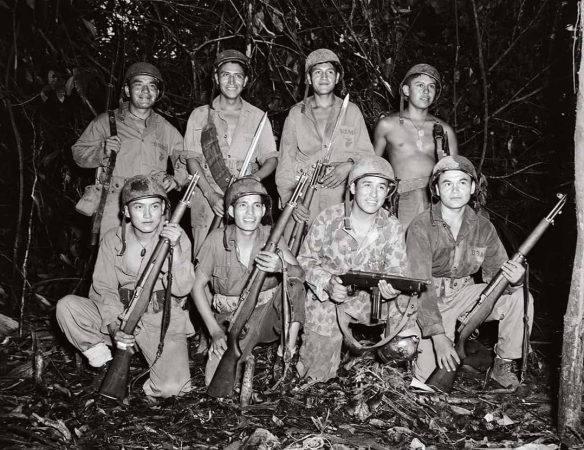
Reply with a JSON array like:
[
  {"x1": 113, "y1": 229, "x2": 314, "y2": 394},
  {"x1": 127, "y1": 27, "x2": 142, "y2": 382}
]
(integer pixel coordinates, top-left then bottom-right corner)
[
  {"x1": 183, "y1": 108, "x2": 205, "y2": 161},
  {"x1": 72, "y1": 113, "x2": 109, "y2": 168}
]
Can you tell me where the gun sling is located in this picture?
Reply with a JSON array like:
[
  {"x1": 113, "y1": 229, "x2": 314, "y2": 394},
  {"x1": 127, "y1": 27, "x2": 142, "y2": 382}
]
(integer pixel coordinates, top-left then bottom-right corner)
[{"x1": 336, "y1": 295, "x2": 416, "y2": 354}]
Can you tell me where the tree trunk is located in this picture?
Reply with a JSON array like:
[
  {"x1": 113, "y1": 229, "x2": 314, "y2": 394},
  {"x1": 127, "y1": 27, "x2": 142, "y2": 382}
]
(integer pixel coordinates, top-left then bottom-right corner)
[{"x1": 558, "y1": 0, "x2": 584, "y2": 439}]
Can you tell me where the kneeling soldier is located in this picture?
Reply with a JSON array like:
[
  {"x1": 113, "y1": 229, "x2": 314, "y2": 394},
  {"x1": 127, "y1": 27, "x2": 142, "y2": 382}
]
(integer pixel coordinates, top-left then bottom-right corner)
[
  {"x1": 193, "y1": 178, "x2": 305, "y2": 385},
  {"x1": 407, "y1": 156, "x2": 533, "y2": 390},
  {"x1": 297, "y1": 155, "x2": 417, "y2": 382},
  {"x1": 56, "y1": 175, "x2": 195, "y2": 398}
]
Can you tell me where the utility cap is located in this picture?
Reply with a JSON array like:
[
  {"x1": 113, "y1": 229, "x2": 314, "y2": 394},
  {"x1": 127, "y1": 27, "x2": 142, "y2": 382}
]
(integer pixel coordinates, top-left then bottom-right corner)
[{"x1": 214, "y1": 49, "x2": 250, "y2": 73}]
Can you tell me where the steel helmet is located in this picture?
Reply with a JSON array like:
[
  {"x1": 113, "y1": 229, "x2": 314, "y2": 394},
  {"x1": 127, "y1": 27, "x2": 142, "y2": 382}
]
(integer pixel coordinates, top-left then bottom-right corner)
[
  {"x1": 347, "y1": 155, "x2": 396, "y2": 187},
  {"x1": 400, "y1": 63, "x2": 442, "y2": 97},
  {"x1": 124, "y1": 62, "x2": 164, "y2": 100},
  {"x1": 214, "y1": 49, "x2": 250, "y2": 73},
  {"x1": 121, "y1": 175, "x2": 168, "y2": 206},
  {"x1": 305, "y1": 48, "x2": 344, "y2": 79},
  {"x1": 224, "y1": 177, "x2": 272, "y2": 218},
  {"x1": 430, "y1": 155, "x2": 478, "y2": 195}
]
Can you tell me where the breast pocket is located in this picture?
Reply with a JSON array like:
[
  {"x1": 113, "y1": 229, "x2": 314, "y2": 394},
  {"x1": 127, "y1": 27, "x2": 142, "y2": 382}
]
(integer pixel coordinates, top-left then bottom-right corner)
[
  {"x1": 212, "y1": 265, "x2": 231, "y2": 293},
  {"x1": 467, "y1": 246, "x2": 487, "y2": 273}
]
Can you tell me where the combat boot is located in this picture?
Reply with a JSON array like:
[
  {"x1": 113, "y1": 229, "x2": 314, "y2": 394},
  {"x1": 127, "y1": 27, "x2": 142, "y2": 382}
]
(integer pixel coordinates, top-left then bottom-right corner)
[{"x1": 490, "y1": 357, "x2": 520, "y2": 390}]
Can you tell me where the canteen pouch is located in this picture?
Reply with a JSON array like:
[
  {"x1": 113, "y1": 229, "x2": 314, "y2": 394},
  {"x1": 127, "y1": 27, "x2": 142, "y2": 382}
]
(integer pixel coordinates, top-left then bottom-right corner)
[{"x1": 75, "y1": 184, "x2": 102, "y2": 216}]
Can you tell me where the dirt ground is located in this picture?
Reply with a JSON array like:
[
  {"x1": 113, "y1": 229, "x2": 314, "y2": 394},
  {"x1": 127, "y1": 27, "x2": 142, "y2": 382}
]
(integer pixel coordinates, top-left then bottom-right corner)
[{"x1": 0, "y1": 307, "x2": 577, "y2": 450}]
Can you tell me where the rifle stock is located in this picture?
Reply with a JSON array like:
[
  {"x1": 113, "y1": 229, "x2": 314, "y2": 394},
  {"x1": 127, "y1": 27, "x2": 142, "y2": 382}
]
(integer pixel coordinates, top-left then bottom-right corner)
[
  {"x1": 207, "y1": 173, "x2": 308, "y2": 398},
  {"x1": 425, "y1": 194, "x2": 567, "y2": 392},
  {"x1": 433, "y1": 123, "x2": 449, "y2": 161},
  {"x1": 99, "y1": 174, "x2": 200, "y2": 401}
]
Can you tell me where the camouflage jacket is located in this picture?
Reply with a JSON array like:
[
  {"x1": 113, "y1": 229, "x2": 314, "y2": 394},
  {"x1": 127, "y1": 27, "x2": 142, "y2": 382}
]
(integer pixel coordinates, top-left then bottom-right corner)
[{"x1": 297, "y1": 203, "x2": 409, "y2": 335}]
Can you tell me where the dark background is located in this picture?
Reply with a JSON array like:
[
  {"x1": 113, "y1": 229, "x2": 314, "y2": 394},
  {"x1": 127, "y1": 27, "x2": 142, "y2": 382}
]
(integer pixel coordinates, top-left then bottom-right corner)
[{"x1": 0, "y1": 0, "x2": 577, "y2": 349}]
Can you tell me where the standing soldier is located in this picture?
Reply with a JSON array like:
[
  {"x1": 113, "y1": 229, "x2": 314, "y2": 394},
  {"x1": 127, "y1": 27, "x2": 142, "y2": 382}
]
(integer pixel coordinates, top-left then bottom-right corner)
[
  {"x1": 276, "y1": 48, "x2": 374, "y2": 231},
  {"x1": 296, "y1": 156, "x2": 417, "y2": 382},
  {"x1": 73, "y1": 62, "x2": 187, "y2": 235},
  {"x1": 374, "y1": 63, "x2": 458, "y2": 230},
  {"x1": 184, "y1": 49, "x2": 278, "y2": 255}
]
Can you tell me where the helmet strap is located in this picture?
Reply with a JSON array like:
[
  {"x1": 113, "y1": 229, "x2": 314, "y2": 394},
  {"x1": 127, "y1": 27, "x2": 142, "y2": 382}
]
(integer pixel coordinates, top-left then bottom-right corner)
[
  {"x1": 343, "y1": 189, "x2": 352, "y2": 230},
  {"x1": 301, "y1": 84, "x2": 310, "y2": 114},
  {"x1": 118, "y1": 219, "x2": 128, "y2": 256}
]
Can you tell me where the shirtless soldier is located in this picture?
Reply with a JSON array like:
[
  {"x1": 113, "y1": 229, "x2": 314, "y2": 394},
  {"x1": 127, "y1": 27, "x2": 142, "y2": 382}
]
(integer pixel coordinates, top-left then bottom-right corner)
[{"x1": 374, "y1": 64, "x2": 458, "y2": 229}]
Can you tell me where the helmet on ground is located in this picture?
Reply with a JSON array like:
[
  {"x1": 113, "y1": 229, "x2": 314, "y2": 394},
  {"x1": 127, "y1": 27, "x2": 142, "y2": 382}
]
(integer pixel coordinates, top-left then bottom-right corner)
[
  {"x1": 214, "y1": 49, "x2": 250, "y2": 74},
  {"x1": 377, "y1": 335, "x2": 420, "y2": 363},
  {"x1": 121, "y1": 175, "x2": 168, "y2": 206},
  {"x1": 430, "y1": 155, "x2": 478, "y2": 195},
  {"x1": 124, "y1": 62, "x2": 164, "y2": 100},
  {"x1": 305, "y1": 48, "x2": 343, "y2": 79},
  {"x1": 347, "y1": 155, "x2": 396, "y2": 187},
  {"x1": 400, "y1": 63, "x2": 442, "y2": 97},
  {"x1": 224, "y1": 177, "x2": 272, "y2": 220}
]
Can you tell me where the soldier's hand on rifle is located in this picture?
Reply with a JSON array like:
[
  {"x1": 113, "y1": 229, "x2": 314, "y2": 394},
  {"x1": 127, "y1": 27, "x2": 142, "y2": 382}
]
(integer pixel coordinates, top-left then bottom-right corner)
[
  {"x1": 501, "y1": 260, "x2": 525, "y2": 286},
  {"x1": 160, "y1": 222, "x2": 182, "y2": 249},
  {"x1": 161, "y1": 175, "x2": 178, "y2": 192},
  {"x1": 206, "y1": 191, "x2": 224, "y2": 217},
  {"x1": 322, "y1": 161, "x2": 353, "y2": 189},
  {"x1": 431, "y1": 334, "x2": 460, "y2": 372},
  {"x1": 209, "y1": 329, "x2": 227, "y2": 358},
  {"x1": 292, "y1": 203, "x2": 311, "y2": 224},
  {"x1": 378, "y1": 280, "x2": 400, "y2": 299},
  {"x1": 108, "y1": 322, "x2": 136, "y2": 351},
  {"x1": 254, "y1": 251, "x2": 282, "y2": 273},
  {"x1": 327, "y1": 276, "x2": 349, "y2": 303},
  {"x1": 104, "y1": 136, "x2": 121, "y2": 157}
]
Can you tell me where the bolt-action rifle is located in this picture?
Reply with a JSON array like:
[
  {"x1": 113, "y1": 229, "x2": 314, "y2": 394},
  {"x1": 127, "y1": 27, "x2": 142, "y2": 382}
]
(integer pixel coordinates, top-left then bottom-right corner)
[
  {"x1": 207, "y1": 173, "x2": 308, "y2": 398},
  {"x1": 426, "y1": 193, "x2": 567, "y2": 393},
  {"x1": 207, "y1": 112, "x2": 268, "y2": 234},
  {"x1": 433, "y1": 122, "x2": 449, "y2": 162},
  {"x1": 288, "y1": 95, "x2": 349, "y2": 255},
  {"x1": 99, "y1": 173, "x2": 200, "y2": 401},
  {"x1": 90, "y1": 79, "x2": 118, "y2": 247}
]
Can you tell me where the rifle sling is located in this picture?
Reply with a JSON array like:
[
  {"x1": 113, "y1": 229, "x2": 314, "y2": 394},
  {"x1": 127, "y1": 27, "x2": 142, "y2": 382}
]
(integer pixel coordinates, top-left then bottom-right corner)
[
  {"x1": 336, "y1": 295, "x2": 415, "y2": 355},
  {"x1": 201, "y1": 107, "x2": 232, "y2": 191},
  {"x1": 520, "y1": 261, "x2": 530, "y2": 383},
  {"x1": 157, "y1": 247, "x2": 174, "y2": 359}
]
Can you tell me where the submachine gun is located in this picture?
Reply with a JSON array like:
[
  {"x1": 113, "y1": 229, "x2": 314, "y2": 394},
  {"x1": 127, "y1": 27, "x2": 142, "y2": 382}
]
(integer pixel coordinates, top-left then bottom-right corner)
[{"x1": 339, "y1": 270, "x2": 430, "y2": 323}]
